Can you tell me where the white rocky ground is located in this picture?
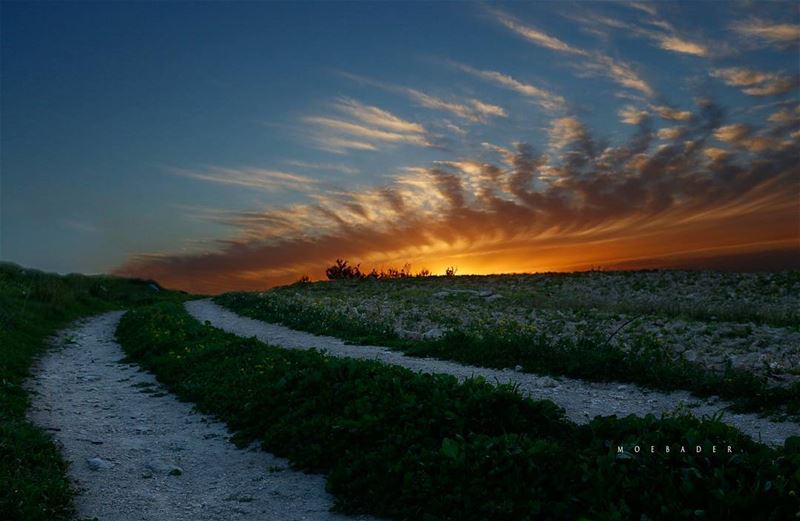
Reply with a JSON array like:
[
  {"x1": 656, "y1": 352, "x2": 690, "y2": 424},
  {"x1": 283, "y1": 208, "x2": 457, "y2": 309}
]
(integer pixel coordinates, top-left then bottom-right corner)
[
  {"x1": 187, "y1": 299, "x2": 800, "y2": 447},
  {"x1": 26, "y1": 311, "x2": 376, "y2": 521},
  {"x1": 265, "y1": 287, "x2": 800, "y2": 384}
]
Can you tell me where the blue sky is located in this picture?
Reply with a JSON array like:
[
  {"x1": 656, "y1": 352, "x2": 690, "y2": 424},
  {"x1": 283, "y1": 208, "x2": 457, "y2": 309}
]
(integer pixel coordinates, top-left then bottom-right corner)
[{"x1": 2, "y1": 1, "x2": 798, "y2": 291}]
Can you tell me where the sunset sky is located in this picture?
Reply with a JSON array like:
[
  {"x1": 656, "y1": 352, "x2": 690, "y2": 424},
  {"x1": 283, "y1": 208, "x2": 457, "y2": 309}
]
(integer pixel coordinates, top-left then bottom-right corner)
[{"x1": 2, "y1": 1, "x2": 799, "y2": 293}]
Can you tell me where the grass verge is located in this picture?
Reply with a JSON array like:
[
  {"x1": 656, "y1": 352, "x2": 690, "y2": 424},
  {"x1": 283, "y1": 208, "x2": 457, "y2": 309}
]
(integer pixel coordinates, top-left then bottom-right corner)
[
  {"x1": 0, "y1": 263, "x2": 186, "y2": 521},
  {"x1": 117, "y1": 302, "x2": 800, "y2": 520},
  {"x1": 216, "y1": 291, "x2": 800, "y2": 419}
]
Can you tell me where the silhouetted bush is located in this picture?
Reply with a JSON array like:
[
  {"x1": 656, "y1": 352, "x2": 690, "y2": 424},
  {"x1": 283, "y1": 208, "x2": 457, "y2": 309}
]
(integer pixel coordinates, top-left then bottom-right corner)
[
  {"x1": 326, "y1": 259, "x2": 364, "y2": 280},
  {"x1": 326, "y1": 260, "x2": 435, "y2": 281}
]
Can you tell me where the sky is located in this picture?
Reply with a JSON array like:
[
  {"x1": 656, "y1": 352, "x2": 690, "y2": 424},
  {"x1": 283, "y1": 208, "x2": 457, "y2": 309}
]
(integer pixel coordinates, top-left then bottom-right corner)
[{"x1": 1, "y1": 1, "x2": 799, "y2": 293}]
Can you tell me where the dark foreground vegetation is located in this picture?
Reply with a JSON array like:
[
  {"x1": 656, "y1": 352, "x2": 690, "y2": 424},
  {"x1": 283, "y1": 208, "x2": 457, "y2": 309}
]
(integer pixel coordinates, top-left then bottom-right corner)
[
  {"x1": 217, "y1": 286, "x2": 800, "y2": 419},
  {"x1": 118, "y1": 302, "x2": 800, "y2": 521},
  {"x1": 0, "y1": 263, "x2": 185, "y2": 521}
]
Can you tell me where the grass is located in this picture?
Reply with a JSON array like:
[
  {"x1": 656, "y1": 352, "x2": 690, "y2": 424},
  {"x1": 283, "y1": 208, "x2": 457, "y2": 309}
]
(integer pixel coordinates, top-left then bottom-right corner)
[
  {"x1": 216, "y1": 283, "x2": 800, "y2": 419},
  {"x1": 117, "y1": 302, "x2": 800, "y2": 521},
  {"x1": 0, "y1": 262, "x2": 186, "y2": 521}
]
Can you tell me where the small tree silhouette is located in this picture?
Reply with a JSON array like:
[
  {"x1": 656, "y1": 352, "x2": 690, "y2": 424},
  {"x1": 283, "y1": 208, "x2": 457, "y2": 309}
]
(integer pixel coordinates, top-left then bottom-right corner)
[
  {"x1": 325, "y1": 259, "x2": 364, "y2": 280},
  {"x1": 445, "y1": 266, "x2": 458, "y2": 277}
]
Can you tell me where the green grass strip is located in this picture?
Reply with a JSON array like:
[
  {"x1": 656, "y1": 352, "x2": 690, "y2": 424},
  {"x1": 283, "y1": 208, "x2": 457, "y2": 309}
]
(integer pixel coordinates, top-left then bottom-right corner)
[
  {"x1": 117, "y1": 302, "x2": 799, "y2": 521},
  {"x1": 0, "y1": 263, "x2": 186, "y2": 521}
]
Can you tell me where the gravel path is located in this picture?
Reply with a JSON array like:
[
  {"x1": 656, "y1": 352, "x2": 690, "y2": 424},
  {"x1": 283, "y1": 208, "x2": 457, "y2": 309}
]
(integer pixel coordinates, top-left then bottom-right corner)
[
  {"x1": 26, "y1": 311, "x2": 375, "y2": 521},
  {"x1": 188, "y1": 299, "x2": 800, "y2": 447}
]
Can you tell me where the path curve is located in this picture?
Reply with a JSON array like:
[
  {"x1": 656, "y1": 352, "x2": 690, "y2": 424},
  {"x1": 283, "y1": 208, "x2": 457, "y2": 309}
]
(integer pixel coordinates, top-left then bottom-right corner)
[
  {"x1": 26, "y1": 311, "x2": 375, "y2": 521},
  {"x1": 188, "y1": 299, "x2": 799, "y2": 447}
]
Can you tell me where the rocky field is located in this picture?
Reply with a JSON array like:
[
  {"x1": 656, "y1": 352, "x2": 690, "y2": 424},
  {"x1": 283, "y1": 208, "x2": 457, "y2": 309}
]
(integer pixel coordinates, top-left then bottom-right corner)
[{"x1": 223, "y1": 271, "x2": 800, "y2": 386}]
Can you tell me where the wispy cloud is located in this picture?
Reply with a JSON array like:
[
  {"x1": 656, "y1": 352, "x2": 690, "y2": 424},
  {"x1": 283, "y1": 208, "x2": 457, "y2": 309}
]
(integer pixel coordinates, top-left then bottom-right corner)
[
  {"x1": 768, "y1": 105, "x2": 800, "y2": 124},
  {"x1": 713, "y1": 121, "x2": 791, "y2": 152},
  {"x1": 619, "y1": 105, "x2": 649, "y2": 125},
  {"x1": 305, "y1": 98, "x2": 432, "y2": 152},
  {"x1": 582, "y1": 55, "x2": 654, "y2": 97},
  {"x1": 175, "y1": 167, "x2": 322, "y2": 192},
  {"x1": 653, "y1": 105, "x2": 693, "y2": 121},
  {"x1": 710, "y1": 67, "x2": 798, "y2": 96},
  {"x1": 340, "y1": 72, "x2": 507, "y2": 123},
  {"x1": 491, "y1": 8, "x2": 587, "y2": 55},
  {"x1": 453, "y1": 62, "x2": 567, "y2": 112},
  {"x1": 627, "y1": 2, "x2": 658, "y2": 17},
  {"x1": 306, "y1": 116, "x2": 431, "y2": 146},
  {"x1": 283, "y1": 160, "x2": 360, "y2": 175},
  {"x1": 490, "y1": 7, "x2": 654, "y2": 97},
  {"x1": 405, "y1": 88, "x2": 506, "y2": 122},
  {"x1": 732, "y1": 18, "x2": 800, "y2": 48},
  {"x1": 334, "y1": 97, "x2": 426, "y2": 134},
  {"x1": 570, "y1": 8, "x2": 715, "y2": 58},
  {"x1": 548, "y1": 117, "x2": 588, "y2": 149},
  {"x1": 703, "y1": 147, "x2": 731, "y2": 161},
  {"x1": 440, "y1": 119, "x2": 468, "y2": 135},
  {"x1": 657, "y1": 127, "x2": 686, "y2": 140},
  {"x1": 315, "y1": 137, "x2": 378, "y2": 154},
  {"x1": 655, "y1": 35, "x2": 709, "y2": 57}
]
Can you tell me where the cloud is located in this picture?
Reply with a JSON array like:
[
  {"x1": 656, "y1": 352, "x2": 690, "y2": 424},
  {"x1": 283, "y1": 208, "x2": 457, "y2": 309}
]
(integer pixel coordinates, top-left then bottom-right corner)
[
  {"x1": 657, "y1": 127, "x2": 686, "y2": 140},
  {"x1": 581, "y1": 54, "x2": 654, "y2": 97},
  {"x1": 655, "y1": 35, "x2": 709, "y2": 57},
  {"x1": 619, "y1": 105, "x2": 649, "y2": 124},
  {"x1": 468, "y1": 98, "x2": 507, "y2": 119},
  {"x1": 174, "y1": 167, "x2": 322, "y2": 192},
  {"x1": 119, "y1": 97, "x2": 800, "y2": 294},
  {"x1": 714, "y1": 123, "x2": 751, "y2": 143},
  {"x1": 569, "y1": 9, "x2": 713, "y2": 58},
  {"x1": 711, "y1": 67, "x2": 775, "y2": 86},
  {"x1": 713, "y1": 122, "x2": 788, "y2": 152},
  {"x1": 454, "y1": 63, "x2": 567, "y2": 112},
  {"x1": 653, "y1": 105, "x2": 693, "y2": 121},
  {"x1": 440, "y1": 119, "x2": 467, "y2": 135},
  {"x1": 742, "y1": 79, "x2": 798, "y2": 96},
  {"x1": 399, "y1": 88, "x2": 507, "y2": 122},
  {"x1": 490, "y1": 7, "x2": 654, "y2": 97},
  {"x1": 711, "y1": 67, "x2": 798, "y2": 96},
  {"x1": 481, "y1": 142, "x2": 516, "y2": 166},
  {"x1": 315, "y1": 137, "x2": 378, "y2": 154},
  {"x1": 548, "y1": 117, "x2": 588, "y2": 149},
  {"x1": 703, "y1": 147, "x2": 730, "y2": 161},
  {"x1": 732, "y1": 18, "x2": 800, "y2": 48},
  {"x1": 340, "y1": 72, "x2": 507, "y2": 123},
  {"x1": 768, "y1": 106, "x2": 800, "y2": 124},
  {"x1": 627, "y1": 2, "x2": 658, "y2": 17},
  {"x1": 283, "y1": 160, "x2": 360, "y2": 175},
  {"x1": 491, "y1": 8, "x2": 587, "y2": 55},
  {"x1": 334, "y1": 97, "x2": 426, "y2": 134},
  {"x1": 305, "y1": 98, "x2": 432, "y2": 152},
  {"x1": 306, "y1": 116, "x2": 431, "y2": 146}
]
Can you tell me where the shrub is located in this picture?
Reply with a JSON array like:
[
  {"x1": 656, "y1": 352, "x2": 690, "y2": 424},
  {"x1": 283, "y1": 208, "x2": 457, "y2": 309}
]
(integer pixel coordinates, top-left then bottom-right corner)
[{"x1": 326, "y1": 259, "x2": 364, "y2": 280}]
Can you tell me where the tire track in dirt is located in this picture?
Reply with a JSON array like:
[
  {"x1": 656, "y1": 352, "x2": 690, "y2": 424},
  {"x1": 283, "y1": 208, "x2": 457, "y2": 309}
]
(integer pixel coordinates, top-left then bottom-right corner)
[
  {"x1": 26, "y1": 311, "x2": 376, "y2": 521},
  {"x1": 187, "y1": 299, "x2": 799, "y2": 447}
]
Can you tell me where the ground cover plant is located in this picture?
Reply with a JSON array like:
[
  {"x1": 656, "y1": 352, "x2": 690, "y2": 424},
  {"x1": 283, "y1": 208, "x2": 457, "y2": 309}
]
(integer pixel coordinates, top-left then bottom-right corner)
[
  {"x1": 117, "y1": 302, "x2": 800, "y2": 521},
  {"x1": 216, "y1": 270, "x2": 800, "y2": 418},
  {"x1": 0, "y1": 263, "x2": 186, "y2": 521}
]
